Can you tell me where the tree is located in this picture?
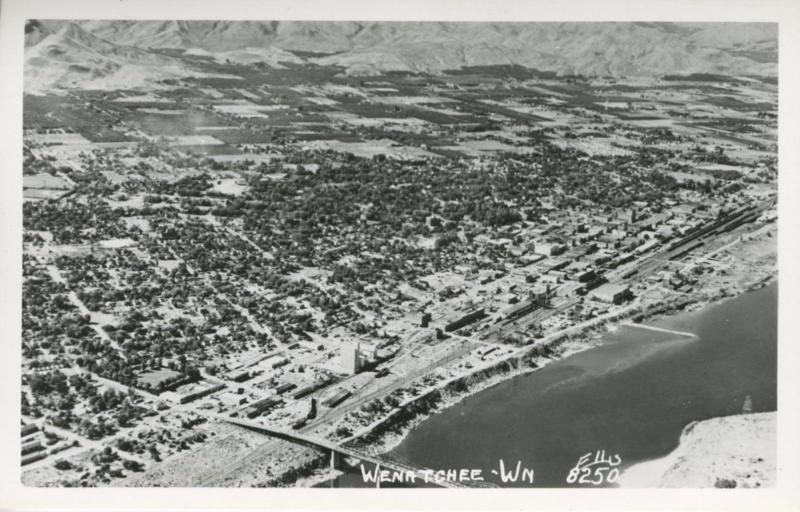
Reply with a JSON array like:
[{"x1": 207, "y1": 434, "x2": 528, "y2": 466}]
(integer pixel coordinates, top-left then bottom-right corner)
[
  {"x1": 54, "y1": 459, "x2": 73, "y2": 470},
  {"x1": 185, "y1": 365, "x2": 200, "y2": 381},
  {"x1": 335, "y1": 426, "x2": 352, "y2": 438},
  {"x1": 122, "y1": 459, "x2": 143, "y2": 472},
  {"x1": 715, "y1": 478, "x2": 737, "y2": 488}
]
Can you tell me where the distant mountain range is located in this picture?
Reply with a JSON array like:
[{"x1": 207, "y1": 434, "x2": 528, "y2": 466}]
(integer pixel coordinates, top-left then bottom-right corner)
[
  {"x1": 24, "y1": 20, "x2": 777, "y2": 92},
  {"x1": 24, "y1": 21, "x2": 206, "y2": 93}
]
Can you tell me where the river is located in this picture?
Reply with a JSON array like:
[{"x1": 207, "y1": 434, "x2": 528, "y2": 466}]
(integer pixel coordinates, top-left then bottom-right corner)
[{"x1": 327, "y1": 282, "x2": 777, "y2": 487}]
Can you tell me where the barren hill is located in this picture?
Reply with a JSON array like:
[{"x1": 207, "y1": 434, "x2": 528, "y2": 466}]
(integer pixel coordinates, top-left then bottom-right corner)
[
  {"x1": 24, "y1": 20, "x2": 777, "y2": 92},
  {"x1": 24, "y1": 21, "x2": 203, "y2": 93}
]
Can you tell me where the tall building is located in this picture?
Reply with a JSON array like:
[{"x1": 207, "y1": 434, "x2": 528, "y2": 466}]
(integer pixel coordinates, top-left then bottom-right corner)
[{"x1": 340, "y1": 341, "x2": 360, "y2": 375}]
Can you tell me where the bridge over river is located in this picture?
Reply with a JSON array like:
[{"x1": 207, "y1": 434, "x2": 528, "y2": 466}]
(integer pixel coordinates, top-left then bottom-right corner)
[{"x1": 223, "y1": 416, "x2": 497, "y2": 488}]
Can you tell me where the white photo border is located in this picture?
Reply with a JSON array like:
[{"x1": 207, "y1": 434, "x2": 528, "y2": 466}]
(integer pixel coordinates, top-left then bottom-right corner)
[{"x1": 1, "y1": 0, "x2": 798, "y2": 510}]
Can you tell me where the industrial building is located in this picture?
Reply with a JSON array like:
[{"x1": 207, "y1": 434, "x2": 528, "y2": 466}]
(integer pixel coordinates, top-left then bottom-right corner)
[
  {"x1": 292, "y1": 378, "x2": 332, "y2": 400},
  {"x1": 340, "y1": 341, "x2": 361, "y2": 374},
  {"x1": 323, "y1": 389, "x2": 352, "y2": 408},
  {"x1": 590, "y1": 283, "x2": 632, "y2": 304},
  {"x1": 243, "y1": 396, "x2": 282, "y2": 419},
  {"x1": 502, "y1": 291, "x2": 549, "y2": 322},
  {"x1": 275, "y1": 382, "x2": 297, "y2": 395},
  {"x1": 444, "y1": 307, "x2": 486, "y2": 332},
  {"x1": 162, "y1": 381, "x2": 226, "y2": 404},
  {"x1": 226, "y1": 369, "x2": 253, "y2": 382}
]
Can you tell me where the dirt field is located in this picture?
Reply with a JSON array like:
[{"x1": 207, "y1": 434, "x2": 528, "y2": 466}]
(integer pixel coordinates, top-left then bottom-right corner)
[{"x1": 122, "y1": 422, "x2": 271, "y2": 487}]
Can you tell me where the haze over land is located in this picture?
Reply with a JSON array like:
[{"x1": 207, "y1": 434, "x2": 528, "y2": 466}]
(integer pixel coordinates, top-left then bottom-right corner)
[{"x1": 25, "y1": 20, "x2": 777, "y2": 92}]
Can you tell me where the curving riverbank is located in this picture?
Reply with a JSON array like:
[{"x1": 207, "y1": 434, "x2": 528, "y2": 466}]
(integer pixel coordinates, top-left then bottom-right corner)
[
  {"x1": 318, "y1": 274, "x2": 776, "y2": 488},
  {"x1": 618, "y1": 412, "x2": 776, "y2": 488},
  {"x1": 340, "y1": 284, "x2": 755, "y2": 459}
]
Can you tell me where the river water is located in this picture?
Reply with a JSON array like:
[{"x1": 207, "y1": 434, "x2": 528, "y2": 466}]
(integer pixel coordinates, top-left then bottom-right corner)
[{"x1": 328, "y1": 282, "x2": 777, "y2": 487}]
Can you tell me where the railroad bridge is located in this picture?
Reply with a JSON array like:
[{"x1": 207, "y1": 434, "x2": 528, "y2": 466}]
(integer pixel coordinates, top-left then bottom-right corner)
[{"x1": 224, "y1": 416, "x2": 497, "y2": 488}]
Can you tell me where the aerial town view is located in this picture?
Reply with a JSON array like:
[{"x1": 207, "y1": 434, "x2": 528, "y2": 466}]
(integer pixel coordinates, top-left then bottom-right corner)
[{"x1": 19, "y1": 20, "x2": 777, "y2": 489}]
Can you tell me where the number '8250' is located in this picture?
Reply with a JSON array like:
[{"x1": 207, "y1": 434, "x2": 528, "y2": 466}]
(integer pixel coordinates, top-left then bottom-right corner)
[{"x1": 565, "y1": 451, "x2": 621, "y2": 486}]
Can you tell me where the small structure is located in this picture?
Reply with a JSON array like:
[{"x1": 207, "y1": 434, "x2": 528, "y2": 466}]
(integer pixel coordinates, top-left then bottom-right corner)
[
  {"x1": 21, "y1": 423, "x2": 38, "y2": 437},
  {"x1": 226, "y1": 369, "x2": 252, "y2": 383},
  {"x1": 575, "y1": 269, "x2": 596, "y2": 283},
  {"x1": 359, "y1": 343, "x2": 378, "y2": 365},
  {"x1": 534, "y1": 242, "x2": 566, "y2": 257},
  {"x1": 540, "y1": 273, "x2": 560, "y2": 285}
]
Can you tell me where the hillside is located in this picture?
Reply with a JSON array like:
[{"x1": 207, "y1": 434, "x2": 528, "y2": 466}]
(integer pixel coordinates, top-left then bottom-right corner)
[
  {"x1": 24, "y1": 21, "x2": 204, "y2": 94},
  {"x1": 24, "y1": 20, "x2": 777, "y2": 92},
  {"x1": 75, "y1": 21, "x2": 777, "y2": 76}
]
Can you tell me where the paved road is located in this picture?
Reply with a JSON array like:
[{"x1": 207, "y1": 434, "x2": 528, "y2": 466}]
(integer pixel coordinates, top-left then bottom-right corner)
[
  {"x1": 161, "y1": 199, "x2": 774, "y2": 486},
  {"x1": 193, "y1": 336, "x2": 481, "y2": 485}
]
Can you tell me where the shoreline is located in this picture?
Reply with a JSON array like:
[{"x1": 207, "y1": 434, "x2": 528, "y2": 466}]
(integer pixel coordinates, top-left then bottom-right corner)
[
  {"x1": 617, "y1": 411, "x2": 777, "y2": 488},
  {"x1": 309, "y1": 275, "x2": 776, "y2": 486},
  {"x1": 616, "y1": 419, "x2": 698, "y2": 488},
  {"x1": 345, "y1": 335, "x2": 602, "y2": 457}
]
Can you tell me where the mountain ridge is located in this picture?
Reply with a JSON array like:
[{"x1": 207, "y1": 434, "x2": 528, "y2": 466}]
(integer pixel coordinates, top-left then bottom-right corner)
[{"x1": 24, "y1": 20, "x2": 777, "y2": 92}]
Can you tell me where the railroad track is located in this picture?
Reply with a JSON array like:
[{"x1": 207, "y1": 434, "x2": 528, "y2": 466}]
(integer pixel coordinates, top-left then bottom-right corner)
[
  {"x1": 195, "y1": 200, "x2": 773, "y2": 486},
  {"x1": 195, "y1": 339, "x2": 480, "y2": 485}
]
